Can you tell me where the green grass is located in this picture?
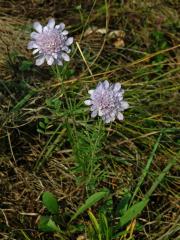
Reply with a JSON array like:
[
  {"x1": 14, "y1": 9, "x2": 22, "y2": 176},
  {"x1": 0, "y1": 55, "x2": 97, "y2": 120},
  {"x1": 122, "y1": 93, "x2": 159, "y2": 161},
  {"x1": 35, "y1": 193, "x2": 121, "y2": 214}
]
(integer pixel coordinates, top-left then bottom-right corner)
[{"x1": 0, "y1": 0, "x2": 179, "y2": 239}]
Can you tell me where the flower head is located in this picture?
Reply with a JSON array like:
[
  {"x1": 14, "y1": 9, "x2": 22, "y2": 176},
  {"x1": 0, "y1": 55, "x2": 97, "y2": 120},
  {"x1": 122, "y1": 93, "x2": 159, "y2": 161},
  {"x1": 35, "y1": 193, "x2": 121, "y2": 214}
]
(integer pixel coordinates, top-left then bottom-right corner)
[
  {"x1": 28, "y1": 18, "x2": 73, "y2": 66},
  {"x1": 84, "y1": 80, "x2": 129, "y2": 123}
]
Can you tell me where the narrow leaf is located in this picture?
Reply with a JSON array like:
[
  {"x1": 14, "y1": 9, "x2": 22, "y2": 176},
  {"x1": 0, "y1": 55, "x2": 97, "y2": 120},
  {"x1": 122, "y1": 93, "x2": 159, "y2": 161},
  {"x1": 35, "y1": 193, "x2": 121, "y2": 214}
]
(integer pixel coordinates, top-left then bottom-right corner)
[
  {"x1": 119, "y1": 153, "x2": 177, "y2": 228},
  {"x1": 12, "y1": 90, "x2": 36, "y2": 112},
  {"x1": 88, "y1": 210, "x2": 101, "y2": 239},
  {"x1": 116, "y1": 193, "x2": 131, "y2": 217},
  {"x1": 70, "y1": 191, "x2": 109, "y2": 222},
  {"x1": 130, "y1": 132, "x2": 162, "y2": 204},
  {"x1": 120, "y1": 198, "x2": 149, "y2": 227},
  {"x1": 145, "y1": 155, "x2": 177, "y2": 199}
]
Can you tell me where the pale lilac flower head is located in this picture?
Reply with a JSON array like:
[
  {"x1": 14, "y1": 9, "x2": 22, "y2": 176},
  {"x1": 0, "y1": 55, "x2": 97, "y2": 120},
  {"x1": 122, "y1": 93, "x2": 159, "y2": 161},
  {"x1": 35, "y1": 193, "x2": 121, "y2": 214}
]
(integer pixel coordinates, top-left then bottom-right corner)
[
  {"x1": 28, "y1": 18, "x2": 73, "y2": 66},
  {"x1": 84, "y1": 80, "x2": 129, "y2": 123}
]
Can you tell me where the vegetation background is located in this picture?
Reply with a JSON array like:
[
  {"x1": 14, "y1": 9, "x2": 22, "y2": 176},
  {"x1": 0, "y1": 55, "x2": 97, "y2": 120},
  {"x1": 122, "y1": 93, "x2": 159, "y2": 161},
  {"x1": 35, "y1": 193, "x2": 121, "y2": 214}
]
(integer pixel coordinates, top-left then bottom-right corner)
[{"x1": 0, "y1": 0, "x2": 179, "y2": 239}]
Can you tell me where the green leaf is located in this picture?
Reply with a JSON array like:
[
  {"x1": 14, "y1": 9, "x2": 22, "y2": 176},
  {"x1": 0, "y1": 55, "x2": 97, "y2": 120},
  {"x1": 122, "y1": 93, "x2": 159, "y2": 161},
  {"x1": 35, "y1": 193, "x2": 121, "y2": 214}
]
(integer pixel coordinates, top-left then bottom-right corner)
[
  {"x1": 100, "y1": 213, "x2": 111, "y2": 240},
  {"x1": 88, "y1": 210, "x2": 101, "y2": 239},
  {"x1": 119, "y1": 198, "x2": 149, "y2": 227},
  {"x1": 118, "y1": 152, "x2": 177, "y2": 228},
  {"x1": 37, "y1": 128, "x2": 45, "y2": 134},
  {"x1": 44, "y1": 117, "x2": 49, "y2": 124},
  {"x1": 70, "y1": 191, "x2": 109, "y2": 222},
  {"x1": 12, "y1": 90, "x2": 36, "y2": 112},
  {"x1": 19, "y1": 60, "x2": 33, "y2": 71},
  {"x1": 39, "y1": 121, "x2": 46, "y2": 129},
  {"x1": 38, "y1": 216, "x2": 60, "y2": 232},
  {"x1": 42, "y1": 191, "x2": 59, "y2": 214},
  {"x1": 117, "y1": 193, "x2": 131, "y2": 216},
  {"x1": 46, "y1": 218, "x2": 61, "y2": 232},
  {"x1": 130, "y1": 132, "x2": 162, "y2": 204}
]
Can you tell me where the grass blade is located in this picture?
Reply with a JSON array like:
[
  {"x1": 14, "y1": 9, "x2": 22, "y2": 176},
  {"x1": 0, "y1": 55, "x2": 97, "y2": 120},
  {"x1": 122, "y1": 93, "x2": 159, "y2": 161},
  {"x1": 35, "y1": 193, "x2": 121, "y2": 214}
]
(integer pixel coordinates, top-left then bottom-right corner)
[
  {"x1": 88, "y1": 210, "x2": 102, "y2": 240},
  {"x1": 145, "y1": 153, "x2": 177, "y2": 199},
  {"x1": 118, "y1": 153, "x2": 177, "y2": 227},
  {"x1": 120, "y1": 198, "x2": 149, "y2": 227},
  {"x1": 130, "y1": 132, "x2": 162, "y2": 204},
  {"x1": 70, "y1": 191, "x2": 109, "y2": 222},
  {"x1": 12, "y1": 89, "x2": 37, "y2": 112},
  {"x1": 20, "y1": 230, "x2": 31, "y2": 240}
]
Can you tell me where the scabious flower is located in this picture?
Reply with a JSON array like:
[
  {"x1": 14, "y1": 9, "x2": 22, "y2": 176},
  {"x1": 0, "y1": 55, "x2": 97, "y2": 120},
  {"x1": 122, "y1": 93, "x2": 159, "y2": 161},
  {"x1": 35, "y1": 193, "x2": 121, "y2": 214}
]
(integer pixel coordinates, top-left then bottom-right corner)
[
  {"x1": 27, "y1": 18, "x2": 73, "y2": 66},
  {"x1": 84, "y1": 80, "x2": 129, "y2": 123}
]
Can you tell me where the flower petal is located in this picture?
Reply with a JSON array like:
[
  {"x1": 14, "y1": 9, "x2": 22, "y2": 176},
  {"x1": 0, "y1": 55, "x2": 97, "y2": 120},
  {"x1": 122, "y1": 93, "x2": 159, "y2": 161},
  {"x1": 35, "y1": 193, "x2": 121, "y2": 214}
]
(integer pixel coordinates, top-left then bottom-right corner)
[
  {"x1": 118, "y1": 95, "x2": 123, "y2": 101},
  {"x1": 84, "y1": 100, "x2": 92, "y2": 106},
  {"x1": 114, "y1": 83, "x2": 121, "y2": 92},
  {"x1": 98, "y1": 109, "x2": 103, "y2": 117},
  {"x1": 43, "y1": 26, "x2": 49, "y2": 32},
  {"x1": 62, "y1": 46, "x2": 68, "y2": 51},
  {"x1": 47, "y1": 18, "x2": 55, "y2": 29},
  {"x1": 57, "y1": 60, "x2": 63, "y2": 65},
  {"x1": 88, "y1": 90, "x2": 94, "y2": 95},
  {"x1": 97, "y1": 82, "x2": 103, "y2": 91},
  {"x1": 121, "y1": 101, "x2": 129, "y2": 110},
  {"x1": 91, "y1": 105, "x2": 96, "y2": 111},
  {"x1": 33, "y1": 22, "x2": 42, "y2": 33},
  {"x1": 117, "y1": 112, "x2": 124, "y2": 121},
  {"x1": 62, "y1": 30, "x2": 68, "y2": 35},
  {"x1": 32, "y1": 49, "x2": 39, "y2": 54},
  {"x1": 110, "y1": 111, "x2": 116, "y2": 118},
  {"x1": 46, "y1": 56, "x2": 54, "y2": 65},
  {"x1": 27, "y1": 41, "x2": 38, "y2": 49},
  {"x1": 62, "y1": 53, "x2": 70, "y2": 61},
  {"x1": 91, "y1": 110, "x2": 97, "y2": 118},
  {"x1": 103, "y1": 80, "x2": 109, "y2": 89},
  {"x1": 30, "y1": 32, "x2": 39, "y2": 39},
  {"x1": 120, "y1": 89, "x2": 124, "y2": 95},
  {"x1": 105, "y1": 117, "x2": 112, "y2": 123},
  {"x1": 35, "y1": 57, "x2": 45, "y2": 66},
  {"x1": 66, "y1": 37, "x2": 73, "y2": 46},
  {"x1": 55, "y1": 23, "x2": 65, "y2": 31},
  {"x1": 52, "y1": 53, "x2": 58, "y2": 59},
  {"x1": 62, "y1": 46, "x2": 71, "y2": 53}
]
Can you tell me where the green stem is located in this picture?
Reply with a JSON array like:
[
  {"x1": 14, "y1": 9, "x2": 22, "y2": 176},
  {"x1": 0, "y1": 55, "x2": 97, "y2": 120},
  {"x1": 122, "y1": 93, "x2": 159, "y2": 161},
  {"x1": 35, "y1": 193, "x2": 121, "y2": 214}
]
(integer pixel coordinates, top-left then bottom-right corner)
[
  {"x1": 55, "y1": 65, "x2": 71, "y2": 113},
  {"x1": 34, "y1": 65, "x2": 69, "y2": 172}
]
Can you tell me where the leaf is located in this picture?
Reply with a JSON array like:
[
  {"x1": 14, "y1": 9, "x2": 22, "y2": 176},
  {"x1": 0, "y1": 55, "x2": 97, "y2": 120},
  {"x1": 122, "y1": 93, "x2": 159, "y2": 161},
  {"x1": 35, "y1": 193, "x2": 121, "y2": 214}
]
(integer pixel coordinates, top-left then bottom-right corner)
[
  {"x1": 37, "y1": 128, "x2": 45, "y2": 134},
  {"x1": 145, "y1": 155, "x2": 177, "y2": 199},
  {"x1": 100, "y1": 213, "x2": 111, "y2": 240},
  {"x1": 119, "y1": 198, "x2": 149, "y2": 227},
  {"x1": 38, "y1": 216, "x2": 60, "y2": 232},
  {"x1": 42, "y1": 191, "x2": 59, "y2": 214},
  {"x1": 118, "y1": 153, "x2": 177, "y2": 228},
  {"x1": 117, "y1": 193, "x2": 131, "y2": 216},
  {"x1": 130, "y1": 132, "x2": 162, "y2": 204},
  {"x1": 46, "y1": 218, "x2": 61, "y2": 232},
  {"x1": 70, "y1": 191, "x2": 109, "y2": 222},
  {"x1": 19, "y1": 60, "x2": 32, "y2": 71},
  {"x1": 88, "y1": 210, "x2": 101, "y2": 239},
  {"x1": 39, "y1": 121, "x2": 46, "y2": 129},
  {"x1": 12, "y1": 90, "x2": 36, "y2": 112}
]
